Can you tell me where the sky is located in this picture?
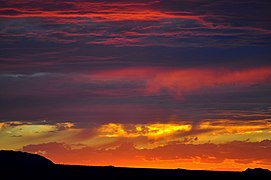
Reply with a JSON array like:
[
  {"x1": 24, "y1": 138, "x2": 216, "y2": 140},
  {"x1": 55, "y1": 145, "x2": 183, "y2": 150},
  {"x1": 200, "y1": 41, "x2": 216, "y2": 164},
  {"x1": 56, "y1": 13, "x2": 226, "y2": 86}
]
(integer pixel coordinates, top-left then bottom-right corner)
[{"x1": 1, "y1": 0, "x2": 271, "y2": 171}]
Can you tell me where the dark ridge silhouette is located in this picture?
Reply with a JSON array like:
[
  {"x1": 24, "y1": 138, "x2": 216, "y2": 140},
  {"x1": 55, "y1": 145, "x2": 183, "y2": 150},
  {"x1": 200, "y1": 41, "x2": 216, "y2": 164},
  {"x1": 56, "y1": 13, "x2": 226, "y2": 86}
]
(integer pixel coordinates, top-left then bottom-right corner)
[
  {"x1": 1, "y1": 150, "x2": 270, "y2": 180},
  {"x1": 0, "y1": 150, "x2": 54, "y2": 167}
]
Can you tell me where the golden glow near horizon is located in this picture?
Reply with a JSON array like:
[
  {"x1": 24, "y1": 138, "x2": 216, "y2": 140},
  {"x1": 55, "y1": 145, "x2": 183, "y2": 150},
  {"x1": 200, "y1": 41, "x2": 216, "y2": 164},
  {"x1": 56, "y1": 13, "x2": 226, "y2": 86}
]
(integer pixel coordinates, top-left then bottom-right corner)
[
  {"x1": 1, "y1": 119, "x2": 271, "y2": 149},
  {"x1": 1, "y1": 119, "x2": 271, "y2": 170}
]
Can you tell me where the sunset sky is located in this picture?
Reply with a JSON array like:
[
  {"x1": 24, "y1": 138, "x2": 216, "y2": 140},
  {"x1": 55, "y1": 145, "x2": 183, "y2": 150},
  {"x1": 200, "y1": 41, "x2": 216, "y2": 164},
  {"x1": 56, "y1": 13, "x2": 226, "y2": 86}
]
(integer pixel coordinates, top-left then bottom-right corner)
[{"x1": 1, "y1": 0, "x2": 271, "y2": 171}]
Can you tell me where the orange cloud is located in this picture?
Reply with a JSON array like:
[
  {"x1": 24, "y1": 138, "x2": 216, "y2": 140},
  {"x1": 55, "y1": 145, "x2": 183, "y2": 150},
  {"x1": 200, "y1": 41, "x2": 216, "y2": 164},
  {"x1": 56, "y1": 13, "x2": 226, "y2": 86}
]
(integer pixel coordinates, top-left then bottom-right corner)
[{"x1": 0, "y1": 2, "x2": 204, "y2": 23}]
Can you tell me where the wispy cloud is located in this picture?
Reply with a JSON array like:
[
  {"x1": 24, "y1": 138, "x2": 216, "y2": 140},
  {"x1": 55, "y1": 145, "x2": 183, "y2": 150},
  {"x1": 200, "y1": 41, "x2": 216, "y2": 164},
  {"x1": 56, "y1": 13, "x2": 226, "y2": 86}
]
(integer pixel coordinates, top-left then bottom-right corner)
[
  {"x1": 2, "y1": 67, "x2": 270, "y2": 98},
  {"x1": 90, "y1": 67, "x2": 271, "y2": 96},
  {"x1": 1, "y1": 0, "x2": 270, "y2": 47},
  {"x1": 0, "y1": 121, "x2": 79, "y2": 149}
]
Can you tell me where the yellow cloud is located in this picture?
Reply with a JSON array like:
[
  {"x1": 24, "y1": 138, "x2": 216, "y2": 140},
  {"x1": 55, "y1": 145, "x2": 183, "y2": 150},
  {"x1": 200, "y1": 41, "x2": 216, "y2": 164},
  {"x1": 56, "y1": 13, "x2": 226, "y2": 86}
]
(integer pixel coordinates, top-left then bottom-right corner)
[
  {"x1": 0, "y1": 121, "x2": 75, "y2": 136},
  {"x1": 199, "y1": 120, "x2": 271, "y2": 134},
  {"x1": 56, "y1": 122, "x2": 75, "y2": 129},
  {"x1": 95, "y1": 120, "x2": 271, "y2": 149},
  {"x1": 0, "y1": 121, "x2": 78, "y2": 149},
  {"x1": 98, "y1": 123, "x2": 192, "y2": 138},
  {"x1": 196, "y1": 119, "x2": 271, "y2": 144},
  {"x1": 1, "y1": 119, "x2": 271, "y2": 151}
]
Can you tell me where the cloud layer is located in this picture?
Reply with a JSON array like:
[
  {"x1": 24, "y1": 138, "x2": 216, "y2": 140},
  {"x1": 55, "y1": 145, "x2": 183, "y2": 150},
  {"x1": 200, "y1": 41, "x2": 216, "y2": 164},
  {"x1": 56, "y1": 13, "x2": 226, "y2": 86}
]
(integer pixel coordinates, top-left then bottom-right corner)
[{"x1": 1, "y1": 0, "x2": 271, "y2": 47}]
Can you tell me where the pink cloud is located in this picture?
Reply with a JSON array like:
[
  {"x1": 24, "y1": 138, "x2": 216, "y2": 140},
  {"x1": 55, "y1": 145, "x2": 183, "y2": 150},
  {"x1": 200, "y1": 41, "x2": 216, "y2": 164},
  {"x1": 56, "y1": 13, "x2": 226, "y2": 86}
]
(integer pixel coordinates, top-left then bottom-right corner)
[{"x1": 90, "y1": 67, "x2": 271, "y2": 96}]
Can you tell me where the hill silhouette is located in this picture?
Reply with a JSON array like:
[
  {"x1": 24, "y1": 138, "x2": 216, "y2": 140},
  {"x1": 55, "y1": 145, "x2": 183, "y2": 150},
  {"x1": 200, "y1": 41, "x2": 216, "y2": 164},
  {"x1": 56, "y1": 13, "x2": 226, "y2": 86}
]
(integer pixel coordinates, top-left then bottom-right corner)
[
  {"x1": 0, "y1": 150, "x2": 270, "y2": 179},
  {"x1": 0, "y1": 150, "x2": 54, "y2": 167}
]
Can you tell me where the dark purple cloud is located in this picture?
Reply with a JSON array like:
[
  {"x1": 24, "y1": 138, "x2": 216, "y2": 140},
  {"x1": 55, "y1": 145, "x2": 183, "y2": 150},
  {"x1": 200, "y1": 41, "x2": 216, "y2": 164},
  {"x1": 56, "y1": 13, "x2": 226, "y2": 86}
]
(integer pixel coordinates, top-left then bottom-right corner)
[{"x1": 1, "y1": 0, "x2": 270, "y2": 48}]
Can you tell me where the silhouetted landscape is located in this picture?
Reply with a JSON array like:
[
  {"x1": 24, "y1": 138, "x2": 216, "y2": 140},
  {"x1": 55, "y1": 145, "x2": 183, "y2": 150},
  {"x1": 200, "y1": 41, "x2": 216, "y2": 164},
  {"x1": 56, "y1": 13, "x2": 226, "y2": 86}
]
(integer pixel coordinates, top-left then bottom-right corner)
[{"x1": 1, "y1": 150, "x2": 270, "y2": 179}]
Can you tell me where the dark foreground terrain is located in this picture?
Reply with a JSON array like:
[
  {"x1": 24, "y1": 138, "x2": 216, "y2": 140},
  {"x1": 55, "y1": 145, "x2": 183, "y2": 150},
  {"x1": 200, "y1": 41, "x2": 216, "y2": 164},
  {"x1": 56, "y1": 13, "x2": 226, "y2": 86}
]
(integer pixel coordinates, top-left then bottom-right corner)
[{"x1": 1, "y1": 150, "x2": 270, "y2": 179}]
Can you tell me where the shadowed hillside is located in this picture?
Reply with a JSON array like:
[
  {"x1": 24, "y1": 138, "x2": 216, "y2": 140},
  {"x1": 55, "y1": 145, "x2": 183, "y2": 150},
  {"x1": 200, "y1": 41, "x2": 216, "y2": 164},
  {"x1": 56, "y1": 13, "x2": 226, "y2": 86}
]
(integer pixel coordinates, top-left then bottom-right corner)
[
  {"x1": 0, "y1": 150, "x2": 270, "y2": 180},
  {"x1": 0, "y1": 150, "x2": 54, "y2": 167}
]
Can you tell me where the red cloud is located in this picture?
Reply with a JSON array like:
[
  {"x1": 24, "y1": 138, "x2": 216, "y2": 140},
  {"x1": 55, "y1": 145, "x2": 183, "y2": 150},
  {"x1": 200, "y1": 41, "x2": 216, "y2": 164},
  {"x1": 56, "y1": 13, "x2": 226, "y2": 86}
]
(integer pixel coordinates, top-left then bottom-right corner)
[
  {"x1": 91, "y1": 67, "x2": 271, "y2": 96},
  {"x1": 0, "y1": 2, "x2": 204, "y2": 23},
  {"x1": 1, "y1": 0, "x2": 270, "y2": 47}
]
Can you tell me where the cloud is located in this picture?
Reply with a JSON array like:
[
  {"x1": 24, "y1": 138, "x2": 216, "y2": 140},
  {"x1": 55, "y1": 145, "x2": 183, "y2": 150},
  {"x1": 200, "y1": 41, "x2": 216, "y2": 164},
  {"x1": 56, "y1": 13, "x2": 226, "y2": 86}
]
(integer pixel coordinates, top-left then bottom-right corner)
[
  {"x1": 0, "y1": 121, "x2": 79, "y2": 149},
  {"x1": 0, "y1": 66, "x2": 270, "y2": 124},
  {"x1": 1, "y1": 0, "x2": 270, "y2": 47},
  {"x1": 94, "y1": 119, "x2": 271, "y2": 148},
  {"x1": 90, "y1": 67, "x2": 271, "y2": 96},
  {"x1": 2, "y1": 66, "x2": 270, "y2": 99},
  {"x1": 0, "y1": 1, "x2": 202, "y2": 22},
  {"x1": 199, "y1": 119, "x2": 271, "y2": 135},
  {"x1": 97, "y1": 123, "x2": 192, "y2": 138},
  {"x1": 2, "y1": 118, "x2": 270, "y2": 150}
]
